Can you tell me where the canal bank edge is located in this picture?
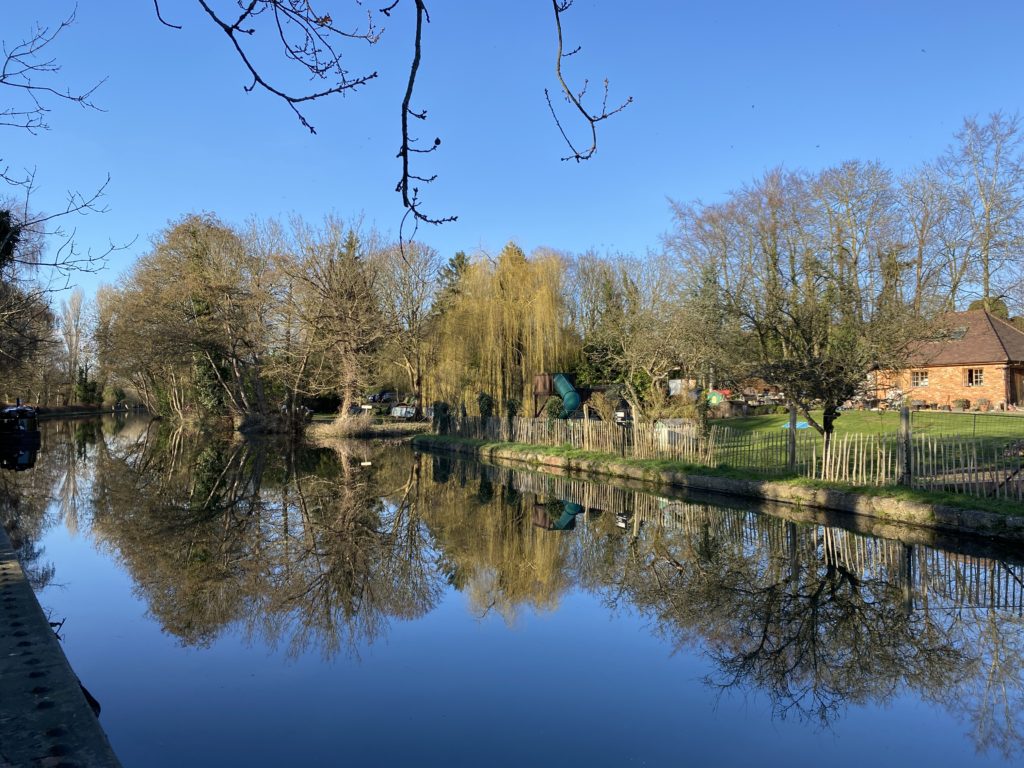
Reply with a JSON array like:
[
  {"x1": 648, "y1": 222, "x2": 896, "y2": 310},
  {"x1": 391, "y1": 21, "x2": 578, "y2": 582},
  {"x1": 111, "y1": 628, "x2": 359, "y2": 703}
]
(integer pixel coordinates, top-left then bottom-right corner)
[
  {"x1": 412, "y1": 435, "x2": 1024, "y2": 542},
  {"x1": 0, "y1": 526, "x2": 122, "y2": 768}
]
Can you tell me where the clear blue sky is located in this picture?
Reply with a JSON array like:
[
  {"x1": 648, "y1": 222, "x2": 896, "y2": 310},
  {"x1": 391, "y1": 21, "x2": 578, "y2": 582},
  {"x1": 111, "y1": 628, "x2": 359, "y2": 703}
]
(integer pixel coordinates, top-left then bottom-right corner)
[{"x1": 6, "y1": 1, "x2": 1024, "y2": 298}]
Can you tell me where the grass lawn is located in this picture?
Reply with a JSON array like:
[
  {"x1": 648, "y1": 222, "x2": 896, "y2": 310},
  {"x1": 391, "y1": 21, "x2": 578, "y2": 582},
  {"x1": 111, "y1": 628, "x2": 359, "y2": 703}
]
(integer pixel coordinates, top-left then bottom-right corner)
[
  {"x1": 720, "y1": 410, "x2": 900, "y2": 435},
  {"x1": 721, "y1": 409, "x2": 1024, "y2": 438}
]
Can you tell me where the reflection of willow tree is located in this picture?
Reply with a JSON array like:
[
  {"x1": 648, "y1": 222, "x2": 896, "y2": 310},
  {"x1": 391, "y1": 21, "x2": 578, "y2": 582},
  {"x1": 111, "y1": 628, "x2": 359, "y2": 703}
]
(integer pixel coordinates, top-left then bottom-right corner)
[
  {"x1": 419, "y1": 455, "x2": 576, "y2": 623},
  {"x1": 89, "y1": 430, "x2": 443, "y2": 656}
]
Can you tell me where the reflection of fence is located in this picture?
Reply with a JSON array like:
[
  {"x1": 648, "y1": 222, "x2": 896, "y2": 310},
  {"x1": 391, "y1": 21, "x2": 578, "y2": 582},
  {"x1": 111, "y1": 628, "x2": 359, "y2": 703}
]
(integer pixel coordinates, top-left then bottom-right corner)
[
  {"x1": 441, "y1": 411, "x2": 1024, "y2": 501},
  {"x1": 470, "y1": 462, "x2": 1024, "y2": 612}
]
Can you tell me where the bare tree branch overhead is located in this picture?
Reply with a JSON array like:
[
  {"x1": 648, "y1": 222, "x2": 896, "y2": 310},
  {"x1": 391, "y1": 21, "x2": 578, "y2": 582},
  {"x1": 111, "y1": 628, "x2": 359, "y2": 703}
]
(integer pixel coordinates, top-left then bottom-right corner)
[
  {"x1": 153, "y1": 1, "x2": 629, "y2": 226},
  {"x1": 1, "y1": 7, "x2": 124, "y2": 286},
  {"x1": 0, "y1": 5, "x2": 105, "y2": 137},
  {"x1": 390, "y1": 0, "x2": 456, "y2": 238},
  {"x1": 545, "y1": 0, "x2": 632, "y2": 162}
]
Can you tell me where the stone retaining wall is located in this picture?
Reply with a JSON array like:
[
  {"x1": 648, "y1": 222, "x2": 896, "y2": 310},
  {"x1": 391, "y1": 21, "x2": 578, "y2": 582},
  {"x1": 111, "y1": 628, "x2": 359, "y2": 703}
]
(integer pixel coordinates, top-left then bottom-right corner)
[{"x1": 0, "y1": 527, "x2": 122, "y2": 767}]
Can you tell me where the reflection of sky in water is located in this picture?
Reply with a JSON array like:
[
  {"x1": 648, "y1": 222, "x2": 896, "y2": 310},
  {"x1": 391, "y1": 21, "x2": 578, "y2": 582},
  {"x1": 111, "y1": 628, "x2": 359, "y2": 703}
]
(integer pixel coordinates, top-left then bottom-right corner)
[{"x1": 5, "y1": 416, "x2": 1022, "y2": 767}]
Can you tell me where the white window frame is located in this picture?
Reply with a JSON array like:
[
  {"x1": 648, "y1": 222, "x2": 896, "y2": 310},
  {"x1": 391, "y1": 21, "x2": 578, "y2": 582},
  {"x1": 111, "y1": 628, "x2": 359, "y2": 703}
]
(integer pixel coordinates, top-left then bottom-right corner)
[
  {"x1": 911, "y1": 370, "x2": 929, "y2": 387},
  {"x1": 965, "y1": 368, "x2": 984, "y2": 387}
]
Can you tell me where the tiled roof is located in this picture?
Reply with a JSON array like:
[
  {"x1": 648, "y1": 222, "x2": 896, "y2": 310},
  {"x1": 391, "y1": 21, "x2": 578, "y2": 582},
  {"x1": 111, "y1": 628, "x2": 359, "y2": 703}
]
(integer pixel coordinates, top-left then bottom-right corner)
[{"x1": 910, "y1": 310, "x2": 1024, "y2": 366}]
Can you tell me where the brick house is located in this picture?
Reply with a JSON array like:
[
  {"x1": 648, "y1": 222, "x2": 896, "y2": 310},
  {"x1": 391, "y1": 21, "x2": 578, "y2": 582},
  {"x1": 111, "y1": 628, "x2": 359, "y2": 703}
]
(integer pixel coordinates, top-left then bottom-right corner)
[{"x1": 876, "y1": 310, "x2": 1024, "y2": 410}]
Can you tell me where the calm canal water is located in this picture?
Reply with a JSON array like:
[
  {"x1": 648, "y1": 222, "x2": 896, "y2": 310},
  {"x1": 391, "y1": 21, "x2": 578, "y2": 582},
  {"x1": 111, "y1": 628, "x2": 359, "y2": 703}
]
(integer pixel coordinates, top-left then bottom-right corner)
[{"x1": 3, "y1": 416, "x2": 1024, "y2": 767}]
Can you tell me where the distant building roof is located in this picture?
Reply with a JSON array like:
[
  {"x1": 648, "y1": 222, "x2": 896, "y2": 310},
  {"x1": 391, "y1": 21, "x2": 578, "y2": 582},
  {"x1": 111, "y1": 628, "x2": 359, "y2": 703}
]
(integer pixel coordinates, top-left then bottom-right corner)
[{"x1": 910, "y1": 310, "x2": 1024, "y2": 366}]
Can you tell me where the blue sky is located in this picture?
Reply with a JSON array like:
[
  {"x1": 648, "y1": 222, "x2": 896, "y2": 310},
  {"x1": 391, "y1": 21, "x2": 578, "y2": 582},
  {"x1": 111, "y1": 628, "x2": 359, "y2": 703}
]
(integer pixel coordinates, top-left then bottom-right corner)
[{"x1": 6, "y1": 1, "x2": 1024, "y2": 299}]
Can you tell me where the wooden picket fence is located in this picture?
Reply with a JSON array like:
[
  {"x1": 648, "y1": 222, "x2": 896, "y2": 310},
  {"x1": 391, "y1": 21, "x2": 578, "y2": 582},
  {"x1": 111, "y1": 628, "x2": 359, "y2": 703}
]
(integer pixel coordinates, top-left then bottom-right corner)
[
  {"x1": 443, "y1": 416, "x2": 817, "y2": 476},
  {"x1": 440, "y1": 415, "x2": 1024, "y2": 501},
  {"x1": 812, "y1": 431, "x2": 1024, "y2": 501}
]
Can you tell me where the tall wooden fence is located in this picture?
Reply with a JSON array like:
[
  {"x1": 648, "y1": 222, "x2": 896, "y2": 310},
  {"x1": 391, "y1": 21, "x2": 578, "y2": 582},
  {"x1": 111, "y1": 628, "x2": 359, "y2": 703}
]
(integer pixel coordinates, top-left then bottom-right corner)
[{"x1": 440, "y1": 413, "x2": 1024, "y2": 501}]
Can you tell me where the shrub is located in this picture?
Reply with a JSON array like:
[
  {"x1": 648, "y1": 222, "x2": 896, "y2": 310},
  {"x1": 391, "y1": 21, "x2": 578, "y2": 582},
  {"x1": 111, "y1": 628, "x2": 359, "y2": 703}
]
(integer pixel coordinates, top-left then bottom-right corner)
[
  {"x1": 774, "y1": 405, "x2": 789, "y2": 415},
  {"x1": 545, "y1": 395, "x2": 564, "y2": 419},
  {"x1": 953, "y1": 398, "x2": 970, "y2": 410},
  {"x1": 587, "y1": 390, "x2": 618, "y2": 422},
  {"x1": 976, "y1": 398, "x2": 992, "y2": 411},
  {"x1": 314, "y1": 411, "x2": 374, "y2": 438}
]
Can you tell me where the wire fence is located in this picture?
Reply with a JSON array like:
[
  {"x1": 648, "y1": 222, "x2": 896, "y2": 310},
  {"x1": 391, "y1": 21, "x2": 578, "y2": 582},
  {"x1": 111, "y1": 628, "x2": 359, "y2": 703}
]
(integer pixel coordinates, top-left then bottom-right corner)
[
  {"x1": 439, "y1": 412, "x2": 1024, "y2": 502},
  {"x1": 912, "y1": 409, "x2": 1024, "y2": 439}
]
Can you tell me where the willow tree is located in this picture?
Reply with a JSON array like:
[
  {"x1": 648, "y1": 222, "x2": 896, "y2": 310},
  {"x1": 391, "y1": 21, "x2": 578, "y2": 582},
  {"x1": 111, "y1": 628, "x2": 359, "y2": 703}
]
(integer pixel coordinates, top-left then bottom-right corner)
[{"x1": 427, "y1": 243, "x2": 577, "y2": 414}]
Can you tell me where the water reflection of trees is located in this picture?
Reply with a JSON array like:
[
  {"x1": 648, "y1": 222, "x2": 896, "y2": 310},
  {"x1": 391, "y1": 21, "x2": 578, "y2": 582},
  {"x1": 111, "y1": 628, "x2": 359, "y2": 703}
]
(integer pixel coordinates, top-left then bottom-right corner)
[
  {"x1": 420, "y1": 457, "x2": 573, "y2": 622},
  {"x1": 12, "y1": 422, "x2": 1024, "y2": 758},
  {"x1": 612, "y1": 525, "x2": 965, "y2": 724},
  {"x1": 89, "y1": 429, "x2": 445, "y2": 656},
  {"x1": 416, "y1": 456, "x2": 1024, "y2": 759},
  {"x1": 0, "y1": 416, "x2": 115, "y2": 588}
]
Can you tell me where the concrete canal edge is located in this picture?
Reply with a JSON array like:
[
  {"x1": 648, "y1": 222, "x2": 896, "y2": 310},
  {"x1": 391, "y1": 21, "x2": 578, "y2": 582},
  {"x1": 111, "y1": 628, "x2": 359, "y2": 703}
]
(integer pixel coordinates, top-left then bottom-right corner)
[
  {"x1": 412, "y1": 435, "x2": 1024, "y2": 543},
  {"x1": 0, "y1": 527, "x2": 122, "y2": 767}
]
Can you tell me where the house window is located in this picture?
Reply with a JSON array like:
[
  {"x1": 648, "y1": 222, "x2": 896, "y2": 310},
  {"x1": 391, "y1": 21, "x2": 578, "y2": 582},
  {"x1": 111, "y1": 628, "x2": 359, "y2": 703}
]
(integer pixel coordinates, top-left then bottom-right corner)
[
  {"x1": 965, "y1": 368, "x2": 984, "y2": 387},
  {"x1": 911, "y1": 370, "x2": 929, "y2": 387}
]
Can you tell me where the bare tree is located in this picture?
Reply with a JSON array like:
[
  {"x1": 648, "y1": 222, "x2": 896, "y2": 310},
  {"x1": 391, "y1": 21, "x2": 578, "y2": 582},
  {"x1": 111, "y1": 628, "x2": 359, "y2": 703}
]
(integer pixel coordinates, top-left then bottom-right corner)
[
  {"x1": 283, "y1": 215, "x2": 388, "y2": 416},
  {"x1": 939, "y1": 112, "x2": 1024, "y2": 310},
  {"x1": 2, "y1": 5, "x2": 110, "y2": 262},
  {"x1": 59, "y1": 287, "x2": 84, "y2": 403},
  {"x1": 377, "y1": 240, "x2": 442, "y2": 416},
  {"x1": 1, "y1": 8, "x2": 121, "y2": 385},
  {"x1": 583, "y1": 254, "x2": 693, "y2": 420},
  {"x1": 669, "y1": 165, "x2": 932, "y2": 444}
]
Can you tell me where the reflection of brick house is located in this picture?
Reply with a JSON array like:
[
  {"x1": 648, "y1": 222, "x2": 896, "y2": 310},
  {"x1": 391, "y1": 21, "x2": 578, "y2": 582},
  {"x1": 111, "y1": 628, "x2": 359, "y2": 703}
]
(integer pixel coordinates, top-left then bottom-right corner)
[{"x1": 877, "y1": 310, "x2": 1024, "y2": 409}]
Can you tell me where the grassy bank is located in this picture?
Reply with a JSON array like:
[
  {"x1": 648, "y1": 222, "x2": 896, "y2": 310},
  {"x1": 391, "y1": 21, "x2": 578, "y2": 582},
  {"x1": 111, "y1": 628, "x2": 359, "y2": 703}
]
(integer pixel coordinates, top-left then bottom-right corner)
[{"x1": 413, "y1": 433, "x2": 1024, "y2": 518}]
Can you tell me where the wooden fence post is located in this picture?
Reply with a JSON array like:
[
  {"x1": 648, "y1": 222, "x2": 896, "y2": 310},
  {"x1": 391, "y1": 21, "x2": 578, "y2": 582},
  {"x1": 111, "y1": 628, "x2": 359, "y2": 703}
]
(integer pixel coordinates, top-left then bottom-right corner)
[
  {"x1": 787, "y1": 403, "x2": 797, "y2": 472},
  {"x1": 899, "y1": 406, "x2": 912, "y2": 486}
]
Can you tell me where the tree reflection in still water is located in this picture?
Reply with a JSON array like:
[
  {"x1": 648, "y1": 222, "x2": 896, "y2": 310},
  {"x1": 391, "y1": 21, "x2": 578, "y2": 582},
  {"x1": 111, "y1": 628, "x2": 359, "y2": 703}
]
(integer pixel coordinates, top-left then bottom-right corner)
[
  {"x1": 5, "y1": 419, "x2": 1024, "y2": 758},
  {"x1": 87, "y1": 426, "x2": 445, "y2": 657}
]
